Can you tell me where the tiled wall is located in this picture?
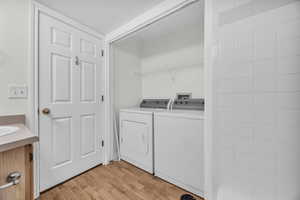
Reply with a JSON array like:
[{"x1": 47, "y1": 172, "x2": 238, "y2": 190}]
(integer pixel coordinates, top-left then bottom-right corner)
[{"x1": 212, "y1": 1, "x2": 300, "y2": 199}]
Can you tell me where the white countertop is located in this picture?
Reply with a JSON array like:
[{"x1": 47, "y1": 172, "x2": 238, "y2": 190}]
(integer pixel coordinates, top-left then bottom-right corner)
[{"x1": 0, "y1": 124, "x2": 39, "y2": 153}]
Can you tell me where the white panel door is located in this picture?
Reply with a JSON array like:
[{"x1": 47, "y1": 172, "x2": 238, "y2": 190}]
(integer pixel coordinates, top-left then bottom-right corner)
[{"x1": 39, "y1": 13, "x2": 104, "y2": 191}]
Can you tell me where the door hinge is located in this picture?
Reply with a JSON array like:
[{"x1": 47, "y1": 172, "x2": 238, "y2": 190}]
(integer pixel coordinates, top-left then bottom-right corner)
[
  {"x1": 29, "y1": 153, "x2": 34, "y2": 162},
  {"x1": 101, "y1": 49, "x2": 104, "y2": 57},
  {"x1": 101, "y1": 140, "x2": 104, "y2": 147},
  {"x1": 101, "y1": 95, "x2": 104, "y2": 102}
]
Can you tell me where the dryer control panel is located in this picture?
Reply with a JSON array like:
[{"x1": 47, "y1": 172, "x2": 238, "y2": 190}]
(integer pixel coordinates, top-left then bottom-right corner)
[{"x1": 173, "y1": 98, "x2": 204, "y2": 111}]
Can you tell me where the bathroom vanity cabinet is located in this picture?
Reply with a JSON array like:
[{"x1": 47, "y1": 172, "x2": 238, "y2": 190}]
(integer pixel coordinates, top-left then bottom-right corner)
[
  {"x1": 0, "y1": 115, "x2": 38, "y2": 200},
  {"x1": 0, "y1": 145, "x2": 33, "y2": 200}
]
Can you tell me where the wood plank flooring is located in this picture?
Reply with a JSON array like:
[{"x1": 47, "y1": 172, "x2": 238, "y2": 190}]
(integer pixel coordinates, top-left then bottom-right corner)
[{"x1": 40, "y1": 161, "x2": 204, "y2": 200}]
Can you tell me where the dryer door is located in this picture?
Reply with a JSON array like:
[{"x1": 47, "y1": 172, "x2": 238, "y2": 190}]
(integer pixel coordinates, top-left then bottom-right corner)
[{"x1": 119, "y1": 112, "x2": 153, "y2": 173}]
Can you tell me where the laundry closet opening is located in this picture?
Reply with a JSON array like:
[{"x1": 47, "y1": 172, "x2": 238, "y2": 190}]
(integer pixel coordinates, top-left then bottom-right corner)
[{"x1": 110, "y1": 0, "x2": 205, "y2": 197}]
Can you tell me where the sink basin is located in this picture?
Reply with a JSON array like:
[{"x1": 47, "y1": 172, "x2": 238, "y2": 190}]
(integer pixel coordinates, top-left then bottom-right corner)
[{"x1": 0, "y1": 126, "x2": 19, "y2": 137}]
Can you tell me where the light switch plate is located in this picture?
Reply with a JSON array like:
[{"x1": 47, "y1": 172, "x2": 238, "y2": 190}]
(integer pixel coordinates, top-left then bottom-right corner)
[
  {"x1": 8, "y1": 85, "x2": 28, "y2": 99},
  {"x1": 8, "y1": 85, "x2": 18, "y2": 98}
]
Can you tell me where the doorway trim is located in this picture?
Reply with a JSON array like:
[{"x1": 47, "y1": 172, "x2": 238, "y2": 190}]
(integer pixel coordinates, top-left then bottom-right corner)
[
  {"x1": 104, "y1": 0, "x2": 213, "y2": 199},
  {"x1": 30, "y1": 1, "x2": 105, "y2": 198}
]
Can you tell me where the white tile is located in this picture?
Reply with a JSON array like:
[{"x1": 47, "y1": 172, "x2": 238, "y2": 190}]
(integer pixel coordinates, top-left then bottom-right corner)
[
  {"x1": 278, "y1": 110, "x2": 300, "y2": 138},
  {"x1": 278, "y1": 110, "x2": 300, "y2": 200},
  {"x1": 278, "y1": 55, "x2": 300, "y2": 74},
  {"x1": 254, "y1": 28, "x2": 277, "y2": 60},
  {"x1": 278, "y1": 18, "x2": 300, "y2": 40},
  {"x1": 216, "y1": 184, "x2": 255, "y2": 200},
  {"x1": 217, "y1": 93, "x2": 253, "y2": 108},
  {"x1": 235, "y1": 29, "x2": 254, "y2": 62},
  {"x1": 217, "y1": 62, "x2": 252, "y2": 78},
  {"x1": 278, "y1": 92, "x2": 300, "y2": 109},
  {"x1": 216, "y1": 0, "x2": 235, "y2": 13},
  {"x1": 235, "y1": 0, "x2": 252, "y2": 7},
  {"x1": 212, "y1": 2, "x2": 300, "y2": 199},
  {"x1": 216, "y1": 127, "x2": 236, "y2": 150},
  {"x1": 278, "y1": 37, "x2": 300, "y2": 57},
  {"x1": 218, "y1": 38, "x2": 236, "y2": 63},
  {"x1": 253, "y1": 60, "x2": 277, "y2": 92},
  {"x1": 254, "y1": 94, "x2": 278, "y2": 125},
  {"x1": 217, "y1": 107, "x2": 254, "y2": 127},
  {"x1": 253, "y1": 125, "x2": 277, "y2": 152},
  {"x1": 278, "y1": 74, "x2": 300, "y2": 92},
  {"x1": 235, "y1": 45, "x2": 253, "y2": 63},
  {"x1": 278, "y1": 146, "x2": 300, "y2": 200},
  {"x1": 273, "y1": 1, "x2": 300, "y2": 22},
  {"x1": 217, "y1": 77, "x2": 252, "y2": 93},
  {"x1": 234, "y1": 127, "x2": 254, "y2": 155}
]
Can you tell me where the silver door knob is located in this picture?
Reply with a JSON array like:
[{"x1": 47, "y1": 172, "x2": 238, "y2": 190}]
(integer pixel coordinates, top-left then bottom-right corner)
[{"x1": 42, "y1": 108, "x2": 51, "y2": 115}]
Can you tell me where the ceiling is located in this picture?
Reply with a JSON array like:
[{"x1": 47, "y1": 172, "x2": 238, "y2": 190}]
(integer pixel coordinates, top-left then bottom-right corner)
[
  {"x1": 114, "y1": 0, "x2": 204, "y2": 48},
  {"x1": 35, "y1": 0, "x2": 165, "y2": 34},
  {"x1": 137, "y1": 0, "x2": 204, "y2": 42}
]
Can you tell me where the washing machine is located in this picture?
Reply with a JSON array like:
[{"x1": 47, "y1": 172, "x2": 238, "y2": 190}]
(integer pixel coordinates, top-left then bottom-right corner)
[
  {"x1": 119, "y1": 99, "x2": 170, "y2": 174},
  {"x1": 154, "y1": 98, "x2": 205, "y2": 197}
]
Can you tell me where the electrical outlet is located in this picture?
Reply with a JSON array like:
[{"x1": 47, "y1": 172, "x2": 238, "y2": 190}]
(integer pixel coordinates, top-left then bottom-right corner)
[
  {"x1": 17, "y1": 86, "x2": 28, "y2": 98},
  {"x1": 8, "y1": 85, "x2": 28, "y2": 99}
]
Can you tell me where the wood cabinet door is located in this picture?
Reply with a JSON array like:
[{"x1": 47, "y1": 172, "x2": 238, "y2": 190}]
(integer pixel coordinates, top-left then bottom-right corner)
[{"x1": 0, "y1": 145, "x2": 33, "y2": 200}]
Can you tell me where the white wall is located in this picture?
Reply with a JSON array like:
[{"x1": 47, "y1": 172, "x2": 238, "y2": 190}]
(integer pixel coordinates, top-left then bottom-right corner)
[
  {"x1": 113, "y1": 40, "x2": 142, "y2": 112},
  {"x1": 112, "y1": 40, "x2": 142, "y2": 160},
  {"x1": 113, "y1": 25, "x2": 204, "y2": 101},
  {"x1": 141, "y1": 28, "x2": 204, "y2": 99},
  {"x1": 211, "y1": 1, "x2": 300, "y2": 200},
  {"x1": 0, "y1": 0, "x2": 31, "y2": 116}
]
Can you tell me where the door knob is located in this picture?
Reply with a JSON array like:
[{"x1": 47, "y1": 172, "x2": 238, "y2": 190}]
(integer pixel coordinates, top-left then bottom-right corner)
[
  {"x1": 75, "y1": 56, "x2": 80, "y2": 65},
  {"x1": 42, "y1": 108, "x2": 51, "y2": 115}
]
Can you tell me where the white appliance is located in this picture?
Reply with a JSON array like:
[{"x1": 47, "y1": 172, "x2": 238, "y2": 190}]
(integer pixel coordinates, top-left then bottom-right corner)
[
  {"x1": 119, "y1": 98, "x2": 205, "y2": 197},
  {"x1": 154, "y1": 99, "x2": 205, "y2": 197},
  {"x1": 119, "y1": 99, "x2": 170, "y2": 174},
  {"x1": 119, "y1": 108, "x2": 154, "y2": 173}
]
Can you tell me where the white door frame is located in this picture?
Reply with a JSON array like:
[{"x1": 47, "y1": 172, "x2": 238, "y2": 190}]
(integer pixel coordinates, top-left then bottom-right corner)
[
  {"x1": 30, "y1": 1, "x2": 105, "y2": 198},
  {"x1": 104, "y1": 0, "x2": 214, "y2": 199}
]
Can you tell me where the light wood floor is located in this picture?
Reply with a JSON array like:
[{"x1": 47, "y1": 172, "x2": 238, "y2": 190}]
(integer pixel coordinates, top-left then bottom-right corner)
[{"x1": 40, "y1": 161, "x2": 204, "y2": 200}]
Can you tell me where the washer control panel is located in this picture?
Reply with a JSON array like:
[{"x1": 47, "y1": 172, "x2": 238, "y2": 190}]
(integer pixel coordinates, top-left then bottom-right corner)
[{"x1": 140, "y1": 99, "x2": 170, "y2": 109}]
